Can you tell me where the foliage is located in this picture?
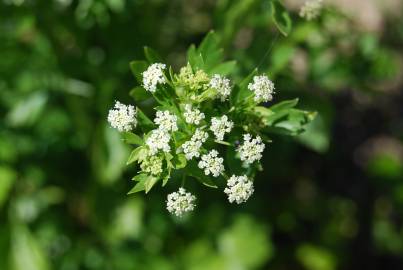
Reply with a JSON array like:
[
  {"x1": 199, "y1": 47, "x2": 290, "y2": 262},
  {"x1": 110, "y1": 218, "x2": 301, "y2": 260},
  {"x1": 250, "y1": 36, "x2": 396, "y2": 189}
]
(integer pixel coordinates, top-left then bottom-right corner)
[
  {"x1": 113, "y1": 32, "x2": 315, "y2": 213},
  {"x1": 1, "y1": 0, "x2": 403, "y2": 269}
]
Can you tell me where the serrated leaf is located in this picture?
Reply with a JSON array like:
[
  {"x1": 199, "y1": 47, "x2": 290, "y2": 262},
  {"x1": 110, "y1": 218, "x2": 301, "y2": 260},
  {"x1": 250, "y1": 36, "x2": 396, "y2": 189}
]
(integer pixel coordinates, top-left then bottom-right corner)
[
  {"x1": 132, "y1": 173, "x2": 149, "y2": 182},
  {"x1": 198, "y1": 31, "x2": 220, "y2": 58},
  {"x1": 144, "y1": 46, "x2": 163, "y2": 63},
  {"x1": 122, "y1": 132, "x2": 143, "y2": 145},
  {"x1": 129, "y1": 60, "x2": 148, "y2": 84},
  {"x1": 264, "y1": 109, "x2": 317, "y2": 136},
  {"x1": 253, "y1": 106, "x2": 273, "y2": 118},
  {"x1": 187, "y1": 45, "x2": 204, "y2": 70},
  {"x1": 197, "y1": 31, "x2": 224, "y2": 69},
  {"x1": 144, "y1": 175, "x2": 159, "y2": 193},
  {"x1": 128, "y1": 181, "x2": 145, "y2": 194},
  {"x1": 127, "y1": 146, "x2": 147, "y2": 165},
  {"x1": 162, "y1": 173, "x2": 170, "y2": 186},
  {"x1": 271, "y1": 0, "x2": 292, "y2": 36},
  {"x1": 165, "y1": 152, "x2": 174, "y2": 168}
]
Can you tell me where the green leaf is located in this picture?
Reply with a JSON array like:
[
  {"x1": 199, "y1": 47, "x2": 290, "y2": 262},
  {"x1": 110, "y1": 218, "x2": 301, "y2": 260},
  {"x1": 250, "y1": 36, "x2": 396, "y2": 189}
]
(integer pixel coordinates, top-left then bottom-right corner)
[
  {"x1": 132, "y1": 173, "x2": 149, "y2": 182},
  {"x1": 144, "y1": 175, "x2": 159, "y2": 193},
  {"x1": 271, "y1": 0, "x2": 292, "y2": 36},
  {"x1": 129, "y1": 173, "x2": 159, "y2": 194},
  {"x1": 144, "y1": 46, "x2": 163, "y2": 63},
  {"x1": 197, "y1": 31, "x2": 224, "y2": 69},
  {"x1": 127, "y1": 146, "x2": 147, "y2": 165},
  {"x1": 165, "y1": 152, "x2": 174, "y2": 169},
  {"x1": 264, "y1": 109, "x2": 317, "y2": 136},
  {"x1": 198, "y1": 88, "x2": 217, "y2": 102},
  {"x1": 297, "y1": 115, "x2": 330, "y2": 153},
  {"x1": 128, "y1": 181, "x2": 145, "y2": 194},
  {"x1": 129, "y1": 60, "x2": 148, "y2": 84},
  {"x1": 198, "y1": 31, "x2": 219, "y2": 58},
  {"x1": 209, "y1": 60, "x2": 237, "y2": 76},
  {"x1": 129, "y1": 86, "x2": 151, "y2": 102},
  {"x1": 122, "y1": 132, "x2": 143, "y2": 145},
  {"x1": 269, "y1": 98, "x2": 299, "y2": 112},
  {"x1": 175, "y1": 154, "x2": 187, "y2": 169},
  {"x1": 162, "y1": 173, "x2": 170, "y2": 186},
  {"x1": 253, "y1": 106, "x2": 273, "y2": 118},
  {"x1": 187, "y1": 45, "x2": 204, "y2": 70}
]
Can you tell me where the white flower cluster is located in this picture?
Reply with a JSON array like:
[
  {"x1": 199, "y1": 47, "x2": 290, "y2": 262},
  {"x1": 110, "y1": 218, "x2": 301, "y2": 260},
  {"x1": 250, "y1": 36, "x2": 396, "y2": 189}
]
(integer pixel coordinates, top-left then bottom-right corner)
[
  {"x1": 146, "y1": 129, "x2": 171, "y2": 155},
  {"x1": 198, "y1": 150, "x2": 224, "y2": 177},
  {"x1": 209, "y1": 74, "x2": 232, "y2": 101},
  {"x1": 299, "y1": 0, "x2": 323, "y2": 21},
  {"x1": 238, "y1": 134, "x2": 265, "y2": 164},
  {"x1": 210, "y1": 115, "x2": 234, "y2": 141},
  {"x1": 248, "y1": 75, "x2": 275, "y2": 103},
  {"x1": 224, "y1": 175, "x2": 254, "y2": 204},
  {"x1": 166, "y1": 187, "x2": 196, "y2": 216},
  {"x1": 183, "y1": 104, "x2": 205, "y2": 125},
  {"x1": 107, "y1": 101, "x2": 137, "y2": 132},
  {"x1": 182, "y1": 128, "x2": 208, "y2": 160},
  {"x1": 116, "y1": 55, "x2": 288, "y2": 217},
  {"x1": 140, "y1": 155, "x2": 163, "y2": 175},
  {"x1": 142, "y1": 63, "x2": 166, "y2": 92},
  {"x1": 154, "y1": 110, "x2": 178, "y2": 132}
]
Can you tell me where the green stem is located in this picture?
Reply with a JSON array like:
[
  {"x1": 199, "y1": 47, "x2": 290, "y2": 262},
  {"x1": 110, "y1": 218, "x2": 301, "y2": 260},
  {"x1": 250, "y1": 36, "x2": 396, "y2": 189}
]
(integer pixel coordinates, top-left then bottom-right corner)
[{"x1": 181, "y1": 173, "x2": 186, "y2": 187}]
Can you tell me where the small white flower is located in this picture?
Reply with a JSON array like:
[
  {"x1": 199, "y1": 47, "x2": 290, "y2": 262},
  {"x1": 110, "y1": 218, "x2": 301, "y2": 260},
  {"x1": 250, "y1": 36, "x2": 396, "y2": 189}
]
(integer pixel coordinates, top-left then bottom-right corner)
[
  {"x1": 140, "y1": 155, "x2": 163, "y2": 175},
  {"x1": 181, "y1": 128, "x2": 208, "y2": 160},
  {"x1": 248, "y1": 75, "x2": 275, "y2": 103},
  {"x1": 191, "y1": 128, "x2": 208, "y2": 143},
  {"x1": 299, "y1": 0, "x2": 323, "y2": 21},
  {"x1": 209, "y1": 74, "x2": 232, "y2": 101},
  {"x1": 142, "y1": 63, "x2": 166, "y2": 92},
  {"x1": 154, "y1": 110, "x2": 178, "y2": 132},
  {"x1": 146, "y1": 129, "x2": 171, "y2": 155},
  {"x1": 182, "y1": 140, "x2": 203, "y2": 160},
  {"x1": 183, "y1": 104, "x2": 205, "y2": 125},
  {"x1": 210, "y1": 115, "x2": 234, "y2": 141},
  {"x1": 237, "y1": 134, "x2": 265, "y2": 164},
  {"x1": 198, "y1": 150, "x2": 224, "y2": 177},
  {"x1": 224, "y1": 175, "x2": 254, "y2": 204},
  {"x1": 107, "y1": 101, "x2": 137, "y2": 132},
  {"x1": 166, "y1": 188, "x2": 196, "y2": 216}
]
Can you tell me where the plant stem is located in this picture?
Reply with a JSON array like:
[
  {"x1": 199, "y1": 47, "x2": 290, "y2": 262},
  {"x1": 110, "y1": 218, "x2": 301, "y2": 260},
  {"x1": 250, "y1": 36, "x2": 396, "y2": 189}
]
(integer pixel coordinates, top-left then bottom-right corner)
[{"x1": 181, "y1": 173, "x2": 186, "y2": 187}]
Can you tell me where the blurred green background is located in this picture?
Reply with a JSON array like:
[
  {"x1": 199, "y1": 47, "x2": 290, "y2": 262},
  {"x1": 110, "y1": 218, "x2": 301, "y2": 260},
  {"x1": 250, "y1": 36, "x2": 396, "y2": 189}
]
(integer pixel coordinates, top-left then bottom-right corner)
[{"x1": 1, "y1": 0, "x2": 403, "y2": 269}]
